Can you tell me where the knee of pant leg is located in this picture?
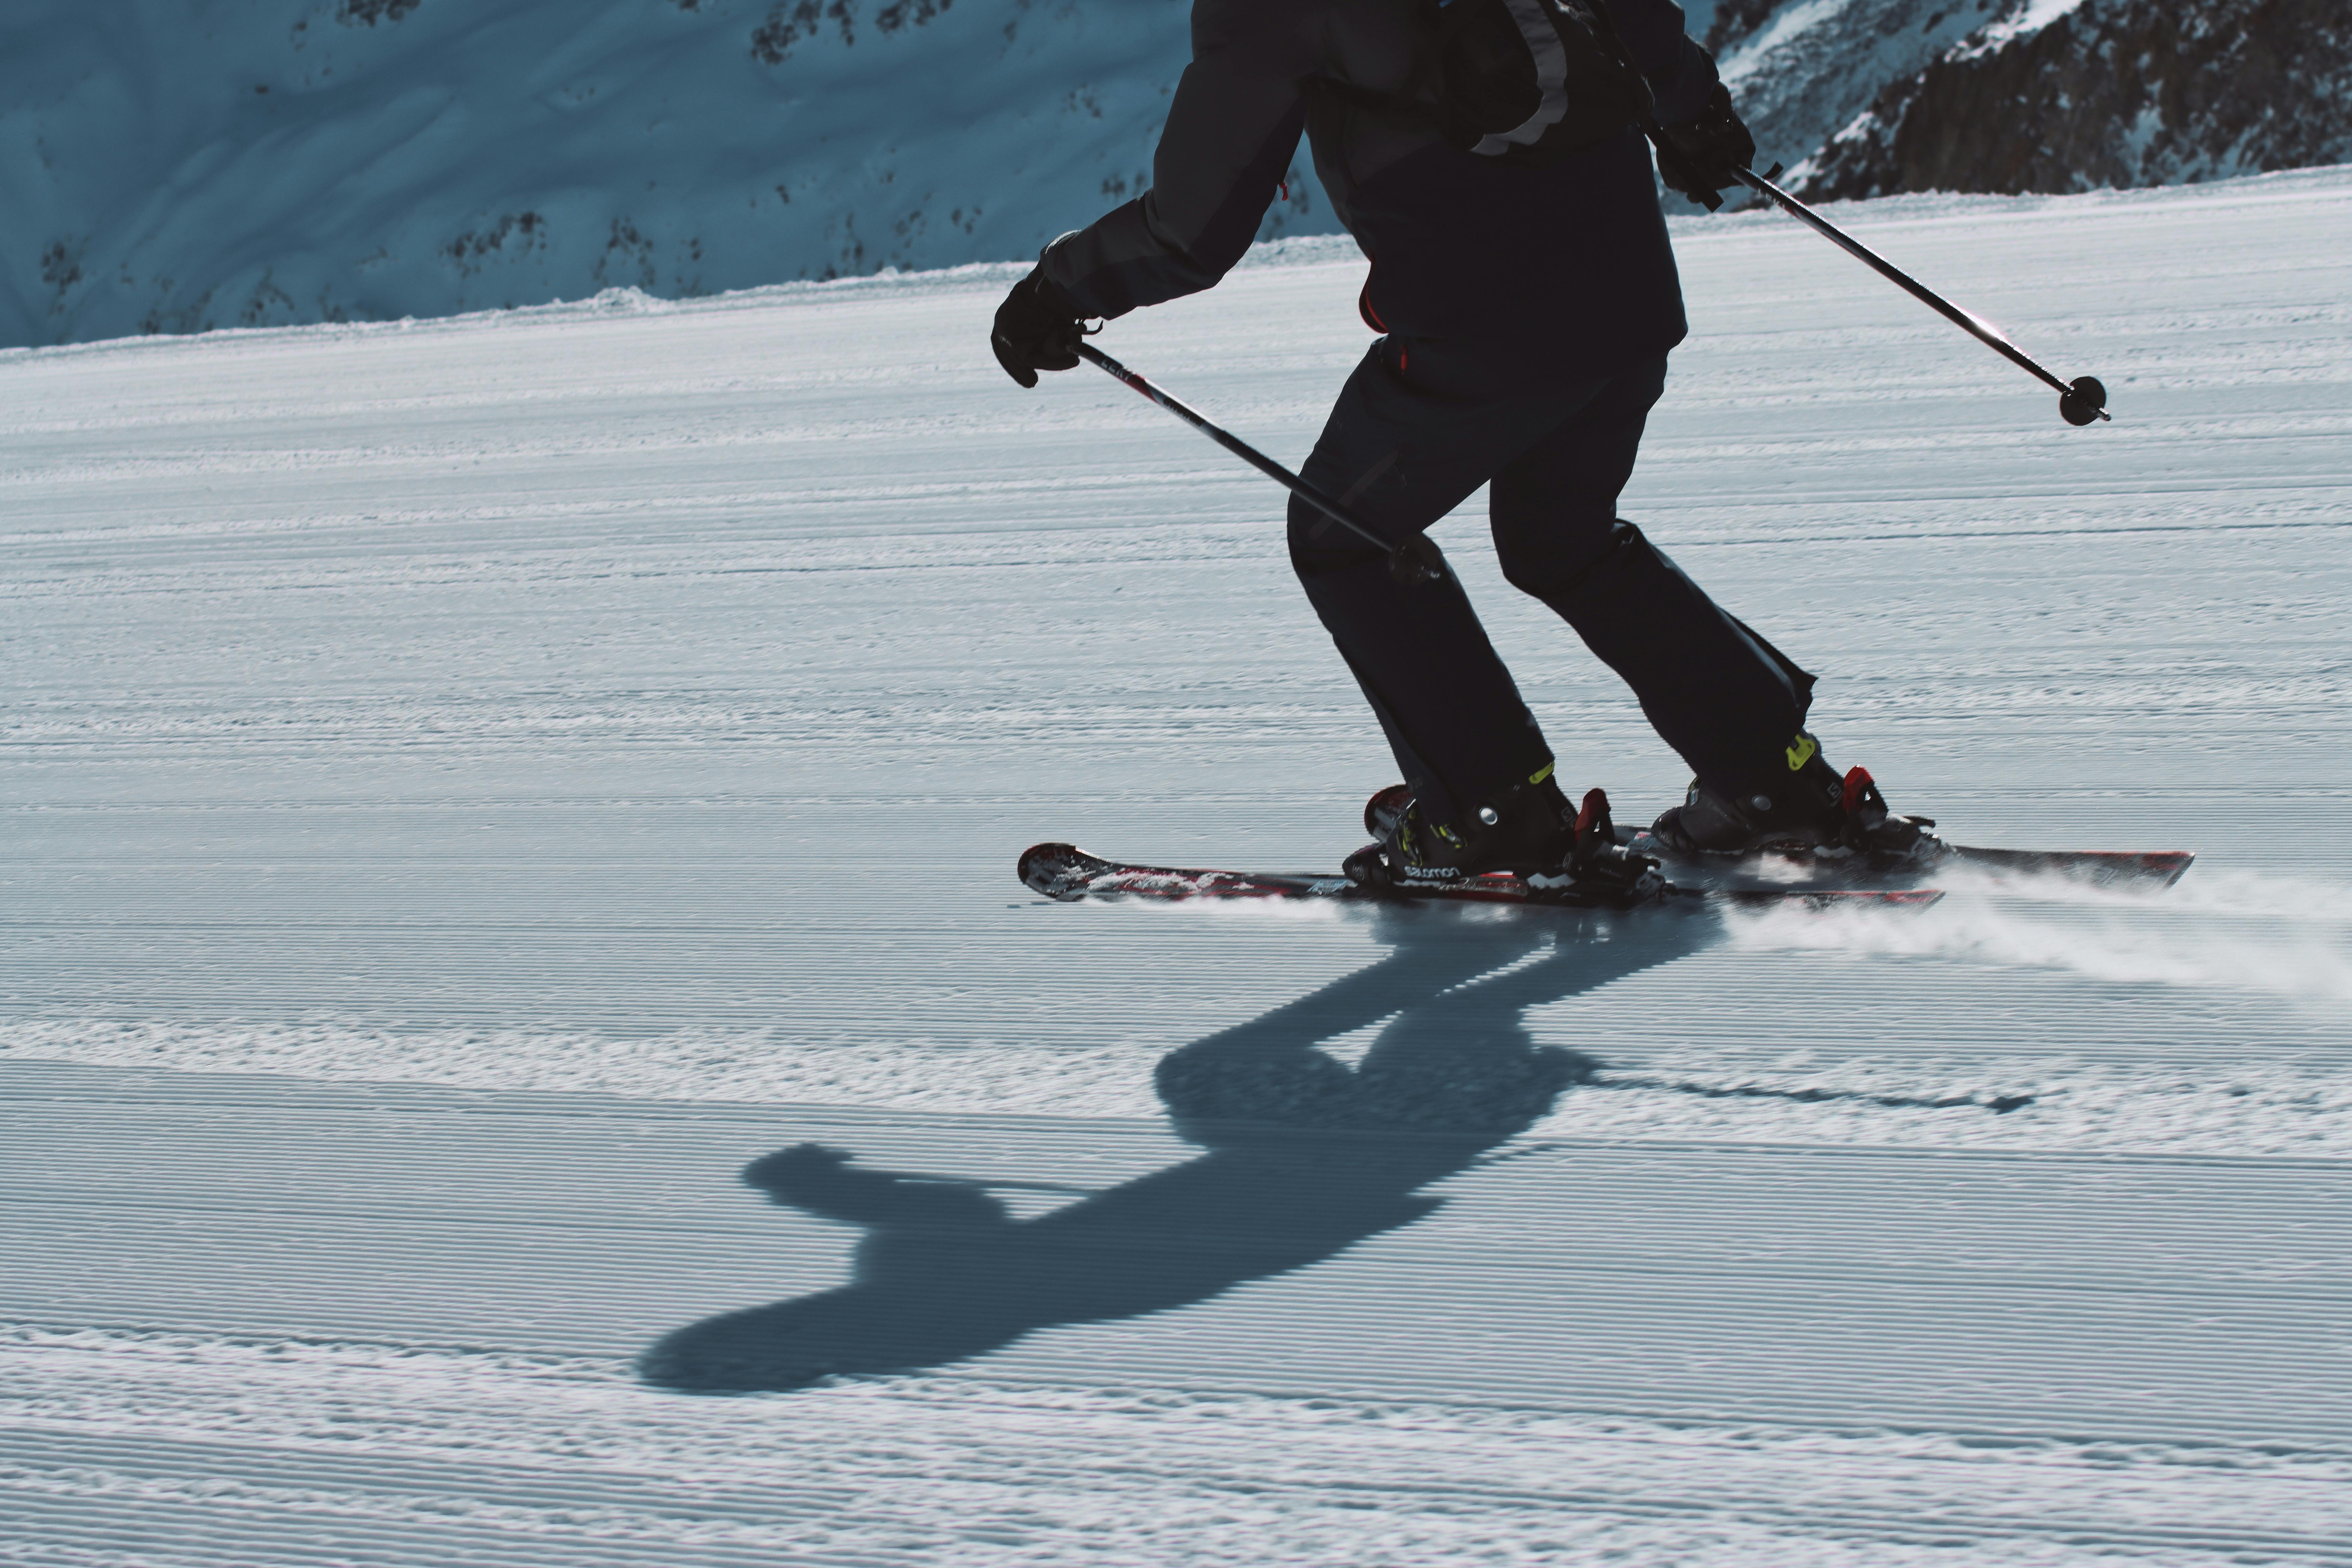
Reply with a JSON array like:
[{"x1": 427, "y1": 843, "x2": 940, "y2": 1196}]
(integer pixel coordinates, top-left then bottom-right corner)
[
  {"x1": 1490, "y1": 357, "x2": 1670, "y2": 594},
  {"x1": 1493, "y1": 524, "x2": 1616, "y2": 601},
  {"x1": 1494, "y1": 515, "x2": 1638, "y2": 603}
]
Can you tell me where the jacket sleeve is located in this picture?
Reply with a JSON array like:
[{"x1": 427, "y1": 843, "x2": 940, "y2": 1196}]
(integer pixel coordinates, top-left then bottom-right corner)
[
  {"x1": 1039, "y1": 51, "x2": 1309, "y2": 319},
  {"x1": 1594, "y1": 0, "x2": 1719, "y2": 124}
]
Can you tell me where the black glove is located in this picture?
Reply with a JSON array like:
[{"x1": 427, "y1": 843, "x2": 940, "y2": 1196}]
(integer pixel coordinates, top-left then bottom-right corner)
[
  {"x1": 991, "y1": 269, "x2": 1086, "y2": 388},
  {"x1": 1652, "y1": 82, "x2": 1756, "y2": 212}
]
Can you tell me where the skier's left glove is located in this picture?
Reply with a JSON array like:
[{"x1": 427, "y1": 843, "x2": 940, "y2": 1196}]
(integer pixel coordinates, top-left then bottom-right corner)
[
  {"x1": 1653, "y1": 82, "x2": 1756, "y2": 213},
  {"x1": 991, "y1": 268, "x2": 1086, "y2": 388}
]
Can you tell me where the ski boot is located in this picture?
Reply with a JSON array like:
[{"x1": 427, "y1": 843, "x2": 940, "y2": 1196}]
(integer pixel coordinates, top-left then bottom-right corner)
[
  {"x1": 1642, "y1": 731, "x2": 1941, "y2": 869},
  {"x1": 1343, "y1": 769, "x2": 1575, "y2": 889},
  {"x1": 1343, "y1": 774, "x2": 1666, "y2": 905}
]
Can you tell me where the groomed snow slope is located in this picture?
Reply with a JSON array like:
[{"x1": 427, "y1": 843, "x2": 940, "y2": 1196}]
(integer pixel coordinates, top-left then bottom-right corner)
[{"x1": 5, "y1": 168, "x2": 2352, "y2": 1564}]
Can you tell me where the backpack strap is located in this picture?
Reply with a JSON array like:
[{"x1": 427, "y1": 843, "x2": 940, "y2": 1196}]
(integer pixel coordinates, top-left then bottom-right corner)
[
  {"x1": 1312, "y1": 0, "x2": 1643, "y2": 164},
  {"x1": 1466, "y1": 0, "x2": 1575, "y2": 155}
]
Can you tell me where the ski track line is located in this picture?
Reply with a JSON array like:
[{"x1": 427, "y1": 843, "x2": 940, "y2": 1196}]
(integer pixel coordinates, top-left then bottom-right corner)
[{"x1": 4, "y1": 172, "x2": 2351, "y2": 1563}]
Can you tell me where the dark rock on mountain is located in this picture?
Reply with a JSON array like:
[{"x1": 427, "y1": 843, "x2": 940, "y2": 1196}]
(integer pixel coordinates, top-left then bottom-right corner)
[
  {"x1": 1798, "y1": 0, "x2": 2352, "y2": 198},
  {"x1": 1704, "y1": 0, "x2": 1785, "y2": 56},
  {"x1": 1712, "y1": 0, "x2": 2007, "y2": 184}
]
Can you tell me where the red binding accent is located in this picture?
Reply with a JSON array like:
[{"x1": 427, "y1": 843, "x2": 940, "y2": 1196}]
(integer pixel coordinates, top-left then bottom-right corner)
[
  {"x1": 1840, "y1": 765, "x2": 1873, "y2": 814},
  {"x1": 1576, "y1": 787, "x2": 1609, "y2": 840},
  {"x1": 1358, "y1": 275, "x2": 1386, "y2": 333}
]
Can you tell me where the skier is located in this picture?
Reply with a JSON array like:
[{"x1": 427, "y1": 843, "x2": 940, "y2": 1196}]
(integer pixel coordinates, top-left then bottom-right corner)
[{"x1": 989, "y1": 0, "x2": 1934, "y2": 887}]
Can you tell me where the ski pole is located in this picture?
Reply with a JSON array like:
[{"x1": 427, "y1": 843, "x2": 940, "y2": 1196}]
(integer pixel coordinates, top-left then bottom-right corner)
[
  {"x1": 1072, "y1": 340, "x2": 1446, "y2": 586},
  {"x1": 1731, "y1": 163, "x2": 2111, "y2": 426}
]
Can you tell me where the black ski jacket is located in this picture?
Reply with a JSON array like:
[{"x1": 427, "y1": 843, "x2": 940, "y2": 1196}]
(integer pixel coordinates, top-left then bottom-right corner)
[{"x1": 1040, "y1": 0, "x2": 1717, "y2": 382}]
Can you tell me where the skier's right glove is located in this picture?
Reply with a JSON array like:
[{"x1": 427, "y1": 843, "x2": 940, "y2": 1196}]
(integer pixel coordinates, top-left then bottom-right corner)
[
  {"x1": 1652, "y1": 82, "x2": 1756, "y2": 213},
  {"x1": 991, "y1": 268, "x2": 1086, "y2": 389}
]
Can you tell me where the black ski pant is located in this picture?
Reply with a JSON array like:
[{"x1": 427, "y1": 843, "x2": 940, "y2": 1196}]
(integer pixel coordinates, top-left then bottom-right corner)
[{"x1": 1289, "y1": 341, "x2": 1816, "y2": 831}]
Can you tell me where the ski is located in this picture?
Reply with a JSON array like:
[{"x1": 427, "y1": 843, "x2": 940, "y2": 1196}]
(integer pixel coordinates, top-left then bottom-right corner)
[
  {"x1": 1018, "y1": 843, "x2": 1945, "y2": 911},
  {"x1": 1619, "y1": 834, "x2": 2195, "y2": 893},
  {"x1": 1942, "y1": 844, "x2": 2194, "y2": 889}
]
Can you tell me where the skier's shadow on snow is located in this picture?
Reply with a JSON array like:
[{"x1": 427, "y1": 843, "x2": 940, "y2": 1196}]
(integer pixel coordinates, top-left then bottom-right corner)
[{"x1": 640, "y1": 901, "x2": 1716, "y2": 1394}]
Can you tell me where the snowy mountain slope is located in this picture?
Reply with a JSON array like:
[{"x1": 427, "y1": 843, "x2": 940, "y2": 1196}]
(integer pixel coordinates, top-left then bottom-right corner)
[
  {"x1": 1715, "y1": 0, "x2": 2352, "y2": 199},
  {"x1": 1711, "y1": 0, "x2": 2017, "y2": 179},
  {"x1": 1801, "y1": 0, "x2": 2352, "y2": 197},
  {"x1": 4, "y1": 168, "x2": 2351, "y2": 1563},
  {"x1": 0, "y1": 0, "x2": 1332, "y2": 349}
]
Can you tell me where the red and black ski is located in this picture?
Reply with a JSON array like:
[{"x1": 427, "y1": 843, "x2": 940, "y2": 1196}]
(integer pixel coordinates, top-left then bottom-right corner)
[
  {"x1": 1940, "y1": 844, "x2": 2194, "y2": 889},
  {"x1": 1616, "y1": 836, "x2": 2197, "y2": 893},
  {"x1": 1017, "y1": 843, "x2": 1945, "y2": 912}
]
